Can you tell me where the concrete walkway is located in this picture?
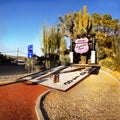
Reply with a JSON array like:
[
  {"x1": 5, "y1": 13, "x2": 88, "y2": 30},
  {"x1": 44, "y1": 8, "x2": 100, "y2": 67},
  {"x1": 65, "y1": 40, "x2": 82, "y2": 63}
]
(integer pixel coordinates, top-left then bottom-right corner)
[{"x1": 22, "y1": 65, "x2": 99, "y2": 91}]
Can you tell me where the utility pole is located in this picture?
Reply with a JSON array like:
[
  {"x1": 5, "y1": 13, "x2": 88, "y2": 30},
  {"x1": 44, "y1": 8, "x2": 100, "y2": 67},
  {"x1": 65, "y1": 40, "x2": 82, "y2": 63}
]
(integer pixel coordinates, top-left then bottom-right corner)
[{"x1": 17, "y1": 48, "x2": 19, "y2": 63}]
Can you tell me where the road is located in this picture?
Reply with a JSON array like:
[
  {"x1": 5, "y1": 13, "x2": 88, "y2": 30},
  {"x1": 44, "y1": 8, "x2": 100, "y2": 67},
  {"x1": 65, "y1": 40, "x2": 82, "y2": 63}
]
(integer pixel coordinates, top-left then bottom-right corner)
[{"x1": 0, "y1": 65, "x2": 28, "y2": 76}]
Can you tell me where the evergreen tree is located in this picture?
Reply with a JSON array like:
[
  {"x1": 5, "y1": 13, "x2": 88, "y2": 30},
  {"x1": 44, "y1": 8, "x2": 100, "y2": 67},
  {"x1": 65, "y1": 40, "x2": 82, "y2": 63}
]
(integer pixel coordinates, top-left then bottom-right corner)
[
  {"x1": 73, "y1": 5, "x2": 93, "y2": 64},
  {"x1": 42, "y1": 25, "x2": 50, "y2": 68},
  {"x1": 92, "y1": 13, "x2": 120, "y2": 70},
  {"x1": 59, "y1": 38, "x2": 67, "y2": 65},
  {"x1": 42, "y1": 25, "x2": 66, "y2": 68},
  {"x1": 58, "y1": 5, "x2": 93, "y2": 64}
]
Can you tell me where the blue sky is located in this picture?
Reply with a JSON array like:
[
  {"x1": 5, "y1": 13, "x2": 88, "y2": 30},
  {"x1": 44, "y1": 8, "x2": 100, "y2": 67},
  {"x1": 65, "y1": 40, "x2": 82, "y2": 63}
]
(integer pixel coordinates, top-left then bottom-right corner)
[{"x1": 0, "y1": 0, "x2": 120, "y2": 57}]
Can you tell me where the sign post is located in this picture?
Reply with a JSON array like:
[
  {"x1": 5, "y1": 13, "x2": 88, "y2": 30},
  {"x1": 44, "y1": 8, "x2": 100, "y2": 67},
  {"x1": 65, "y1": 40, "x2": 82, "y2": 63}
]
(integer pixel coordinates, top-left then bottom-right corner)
[
  {"x1": 28, "y1": 45, "x2": 33, "y2": 73},
  {"x1": 28, "y1": 45, "x2": 33, "y2": 59},
  {"x1": 69, "y1": 39, "x2": 73, "y2": 64},
  {"x1": 70, "y1": 52, "x2": 73, "y2": 63},
  {"x1": 91, "y1": 38, "x2": 96, "y2": 64}
]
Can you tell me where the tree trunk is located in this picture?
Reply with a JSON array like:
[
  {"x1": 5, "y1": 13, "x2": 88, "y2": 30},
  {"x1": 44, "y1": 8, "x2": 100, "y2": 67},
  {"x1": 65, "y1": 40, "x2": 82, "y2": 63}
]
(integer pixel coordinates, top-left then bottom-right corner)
[{"x1": 80, "y1": 55, "x2": 87, "y2": 64}]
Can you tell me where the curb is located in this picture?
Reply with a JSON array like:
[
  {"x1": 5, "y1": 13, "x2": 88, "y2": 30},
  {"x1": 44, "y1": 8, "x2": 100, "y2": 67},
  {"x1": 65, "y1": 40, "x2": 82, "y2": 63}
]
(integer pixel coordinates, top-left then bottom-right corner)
[
  {"x1": 99, "y1": 70, "x2": 120, "y2": 83},
  {"x1": 35, "y1": 89, "x2": 53, "y2": 120}
]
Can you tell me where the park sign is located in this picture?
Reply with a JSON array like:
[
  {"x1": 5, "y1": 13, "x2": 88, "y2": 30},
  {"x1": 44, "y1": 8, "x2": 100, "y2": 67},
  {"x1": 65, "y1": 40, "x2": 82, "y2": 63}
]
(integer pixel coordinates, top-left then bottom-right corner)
[
  {"x1": 28, "y1": 44, "x2": 33, "y2": 58},
  {"x1": 74, "y1": 37, "x2": 89, "y2": 54}
]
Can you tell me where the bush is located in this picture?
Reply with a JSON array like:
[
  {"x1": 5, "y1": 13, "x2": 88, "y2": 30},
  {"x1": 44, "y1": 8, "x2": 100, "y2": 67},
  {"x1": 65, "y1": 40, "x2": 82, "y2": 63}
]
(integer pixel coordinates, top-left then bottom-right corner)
[
  {"x1": 105, "y1": 48, "x2": 113, "y2": 57},
  {"x1": 113, "y1": 54, "x2": 120, "y2": 71},
  {"x1": 60, "y1": 55, "x2": 70, "y2": 66},
  {"x1": 25, "y1": 57, "x2": 41, "y2": 73},
  {"x1": 97, "y1": 47, "x2": 106, "y2": 62},
  {"x1": 99, "y1": 58, "x2": 116, "y2": 70}
]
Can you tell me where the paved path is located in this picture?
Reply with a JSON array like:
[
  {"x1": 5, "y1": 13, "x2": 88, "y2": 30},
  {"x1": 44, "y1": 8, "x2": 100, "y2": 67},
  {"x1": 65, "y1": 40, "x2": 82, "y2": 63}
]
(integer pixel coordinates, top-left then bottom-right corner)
[
  {"x1": 0, "y1": 82, "x2": 50, "y2": 120},
  {"x1": 22, "y1": 66, "x2": 99, "y2": 91}
]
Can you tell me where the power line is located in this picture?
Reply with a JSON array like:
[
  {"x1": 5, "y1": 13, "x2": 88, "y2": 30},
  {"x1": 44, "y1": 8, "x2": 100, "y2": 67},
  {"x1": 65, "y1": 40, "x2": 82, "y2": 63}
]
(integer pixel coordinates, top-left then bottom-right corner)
[
  {"x1": 0, "y1": 51, "x2": 17, "y2": 53},
  {"x1": 0, "y1": 50, "x2": 27, "y2": 56},
  {"x1": 19, "y1": 51, "x2": 27, "y2": 55}
]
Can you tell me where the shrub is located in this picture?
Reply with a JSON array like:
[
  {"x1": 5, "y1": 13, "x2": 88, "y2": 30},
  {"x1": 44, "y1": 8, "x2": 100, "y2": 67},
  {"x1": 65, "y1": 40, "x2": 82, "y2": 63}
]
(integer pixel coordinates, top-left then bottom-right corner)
[
  {"x1": 113, "y1": 54, "x2": 120, "y2": 71},
  {"x1": 99, "y1": 58, "x2": 116, "y2": 70},
  {"x1": 97, "y1": 47, "x2": 106, "y2": 60},
  {"x1": 60, "y1": 55, "x2": 70, "y2": 66}
]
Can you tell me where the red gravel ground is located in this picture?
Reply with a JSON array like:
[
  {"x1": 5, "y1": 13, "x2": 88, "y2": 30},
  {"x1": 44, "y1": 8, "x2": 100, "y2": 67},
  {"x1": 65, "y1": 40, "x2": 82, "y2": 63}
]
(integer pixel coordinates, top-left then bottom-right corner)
[{"x1": 0, "y1": 82, "x2": 49, "y2": 120}]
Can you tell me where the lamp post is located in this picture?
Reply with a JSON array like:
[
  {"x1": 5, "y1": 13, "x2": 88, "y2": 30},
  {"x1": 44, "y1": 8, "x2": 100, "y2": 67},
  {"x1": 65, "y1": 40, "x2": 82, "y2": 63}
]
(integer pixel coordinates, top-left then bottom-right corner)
[{"x1": 91, "y1": 37, "x2": 96, "y2": 64}]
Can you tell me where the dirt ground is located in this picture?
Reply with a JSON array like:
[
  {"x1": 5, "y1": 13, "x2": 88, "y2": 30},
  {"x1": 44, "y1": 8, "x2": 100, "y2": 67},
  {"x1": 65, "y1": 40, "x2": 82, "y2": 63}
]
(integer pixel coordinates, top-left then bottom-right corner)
[
  {"x1": 0, "y1": 82, "x2": 49, "y2": 120},
  {"x1": 43, "y1": 68, "x2": 120, "y2": 120}
]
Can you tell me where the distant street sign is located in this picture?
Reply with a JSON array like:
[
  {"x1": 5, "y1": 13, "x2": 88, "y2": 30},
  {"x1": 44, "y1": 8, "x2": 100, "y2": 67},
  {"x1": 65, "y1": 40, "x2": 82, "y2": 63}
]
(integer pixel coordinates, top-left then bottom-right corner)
[{"x1": 28, "y1": 44, "x2": 33, "y2": 58}]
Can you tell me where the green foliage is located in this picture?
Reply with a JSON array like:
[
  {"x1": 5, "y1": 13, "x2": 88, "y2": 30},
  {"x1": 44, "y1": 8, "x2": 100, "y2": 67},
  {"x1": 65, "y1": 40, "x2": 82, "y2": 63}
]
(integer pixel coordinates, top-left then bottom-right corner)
[
  {"x1": 59, "y1": 38, "x2": 66, "y2": 53},
  {"x1": 58, "y1": 5, "x2": 93, "y2": 40},
  {"x1": 59, "y1": 38, "x2": 68, "y2": 65},
  {"x1": 101, "y1": 14, "x2": 112, "y2": 28},
  {"x1": 58, "y1": 13, "x2": 74, "y2": 39},
  {"x1": 113, "y1": 53, "x2": 120, "y2": 71},
  {"x1": 48, "y1": 26, "x2": 58, "y2": 54},
  {"x1": 74, "y1": 5, "x2": 93, "y2": 38},
  {"x1": 105, "y1": 48, "x2": 113, "y2": 57},
  {"x1": 42, "y1": 25, "x2": 67, "y2": 68},
  {"x1": 112, "y1": 35, "x2": 120, "y2": 55},
  {"x1": 92, "y1": 13, "x2": 102, "y2": 26},
  {"x1": 58, "y1": 5, "x2": 93, "y2": 64},
  {"x1": 99, "y1": 58, "x2": 116, "y2": 70},
  {"x1": 97, "y1": 47, "x2": 106, "y2": 60},
  {"x1": 43, "y1": 25, "x2": 49, "y2": 55},
  {"x1": 41, "y1": 5, "x2": 120, "y2": 70},
  {"x1": 112, "y1": 36, "x2": 120, "y2": 70},
  {"x1": 60, "y1": 55, "x2": 70, "y2": 66},
  {"x1": 77, "y1": 5, "x2": 93, "y2": 63},
  {"x1": 92, "y1": 12, "x2": 120, "y2": 70},
  {"x1": 25, "y1": 57, "x2": 41, "y2": 73},
  {"x1": 78, "y1": 10, "x2": 83, "y2": 30}
]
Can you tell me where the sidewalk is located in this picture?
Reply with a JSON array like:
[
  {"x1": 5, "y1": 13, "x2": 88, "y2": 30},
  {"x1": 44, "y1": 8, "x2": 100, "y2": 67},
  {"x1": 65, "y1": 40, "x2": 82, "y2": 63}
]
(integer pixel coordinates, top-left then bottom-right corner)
[
  {"x1": 0, "y1": 81, "x2": 49, "y2": 120},
  {"x1": 23, "y1": 66, "x2": 99, "y2": 91}
]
